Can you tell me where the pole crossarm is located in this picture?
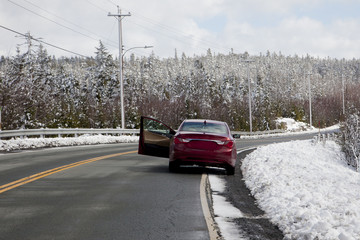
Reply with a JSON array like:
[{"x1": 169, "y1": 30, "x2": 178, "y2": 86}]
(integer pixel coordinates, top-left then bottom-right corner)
[{"x1": 108, "y1": 11, "x2": 131, "y2": 18}]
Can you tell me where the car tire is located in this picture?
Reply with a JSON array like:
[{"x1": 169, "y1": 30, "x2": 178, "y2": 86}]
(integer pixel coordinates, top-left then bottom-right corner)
[
  {"x1": 226, "y1": 166, "x2": 235, "y2": 175},
  {"x1": 169, "y1": 161, "x2": 179, "y2": 173}
]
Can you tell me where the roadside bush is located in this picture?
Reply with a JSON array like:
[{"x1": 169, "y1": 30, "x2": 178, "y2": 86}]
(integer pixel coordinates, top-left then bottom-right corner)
[{"x1": 340, "y1": 108, "x2": 360, "y2": 172}]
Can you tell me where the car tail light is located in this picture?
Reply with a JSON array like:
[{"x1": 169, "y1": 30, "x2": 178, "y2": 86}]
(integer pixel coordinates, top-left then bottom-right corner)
[
  {"x1": 224, "y1": 140, "x2": 234, "y2": 148},
  {"x1": 216, "y1": 139, "x2": 234, "y2": 148},
  {"x1": 173, "y1": 136, "x2": 190, "y2": 144}
]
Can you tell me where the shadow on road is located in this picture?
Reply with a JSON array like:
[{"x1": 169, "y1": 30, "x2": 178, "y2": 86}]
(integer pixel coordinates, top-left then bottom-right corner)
[{"x1": 132, "y1": 164, "x2": 228, "y2": 175}]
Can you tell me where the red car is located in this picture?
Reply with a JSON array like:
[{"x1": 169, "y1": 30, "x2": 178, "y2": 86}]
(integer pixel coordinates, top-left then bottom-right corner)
[{"x1": 138, "y1": 116, "x2": 236, "y2": 175}]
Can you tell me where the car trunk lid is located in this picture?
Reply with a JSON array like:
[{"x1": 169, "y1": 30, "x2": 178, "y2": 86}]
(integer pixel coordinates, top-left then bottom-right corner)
[{"x1": 175, "y1": 132, "x2": 230, "y2": 150}]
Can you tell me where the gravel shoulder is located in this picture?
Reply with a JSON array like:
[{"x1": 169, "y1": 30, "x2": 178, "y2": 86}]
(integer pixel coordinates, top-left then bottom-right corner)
[{"x1": 220, "y1": 150, "x2": 284, "y2": 239}]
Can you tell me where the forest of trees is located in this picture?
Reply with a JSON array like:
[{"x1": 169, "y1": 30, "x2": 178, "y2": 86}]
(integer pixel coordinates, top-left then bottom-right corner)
[{"x1": 1, "y1": 40, "x2": 360, "y2": 131}]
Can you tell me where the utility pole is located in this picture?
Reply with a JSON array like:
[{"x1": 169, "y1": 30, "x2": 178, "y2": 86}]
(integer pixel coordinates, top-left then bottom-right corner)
[
  {"x1": 341, "y1": 61, "x2": 345, "y2": 116},
  {"x1": 306, "y1": 72, "x2": 313, "y2": 127},
  {"x1": 241, "y1": 58, "x2": 255, "y2": 133},
  {"x1": 0, "y1": 106, "x2": 2, "y2": 131},
  {"x1": 108, "y1": 7, "x2": 131, "y2": 129}
]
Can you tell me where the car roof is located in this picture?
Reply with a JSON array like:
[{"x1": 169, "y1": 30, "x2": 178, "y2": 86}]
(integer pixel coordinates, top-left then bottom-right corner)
[{"x1": 182, "y1": 119, "x2": 226, "y2": 124}]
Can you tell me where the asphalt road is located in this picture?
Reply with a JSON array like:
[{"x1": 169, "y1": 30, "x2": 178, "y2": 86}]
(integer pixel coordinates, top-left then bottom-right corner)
[{"x1": 0, "y1": 132, "x2": 321, "y2": 240}]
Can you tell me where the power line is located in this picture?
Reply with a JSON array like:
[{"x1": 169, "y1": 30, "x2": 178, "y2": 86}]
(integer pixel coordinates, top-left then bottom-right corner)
[
  {"x1": 86, "y1": 0, "x2": 110, "y2": 13},
  {"x1": 85, "y1": 0, "x2": 119, "y2": 48},
  {"x1": 0, "y1": 24, "x2": 88, "y2": 58},
  {"x1": 126, "y1": 17, "x2": 223, "y2": 54},
  {"x1": 8, "y1": 0, "x2": 93, "y2": 39},
  {"x1": 105, "y1": 0, "x2": 117, "y2": 7},
  {"x1": 87, "y1": 1, "x2": 231, "y2": 54},
  {"x1": 19, "y1": 0, "x2": 118, "y2": 47},
  {"x1": 7, "y1": 0, "x2": 118, "y2": 49},
  {"x1": 123, "y1": 8, "x2": 232, "y2": 54},
  {"x1": 7, "y1": 0, "x2": 233, "y2": 57}
]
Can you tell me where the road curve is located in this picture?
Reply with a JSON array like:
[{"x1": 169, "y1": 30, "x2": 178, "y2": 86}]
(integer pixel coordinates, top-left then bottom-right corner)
[{"x1": 0, "y1": 133, "x2": 320, "y2": 239}]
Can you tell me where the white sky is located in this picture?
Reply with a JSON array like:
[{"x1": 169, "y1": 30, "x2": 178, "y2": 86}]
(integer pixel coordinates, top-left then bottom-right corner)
[{"x1": 1, "y1": 0, "x2": 360, "y2": 59}]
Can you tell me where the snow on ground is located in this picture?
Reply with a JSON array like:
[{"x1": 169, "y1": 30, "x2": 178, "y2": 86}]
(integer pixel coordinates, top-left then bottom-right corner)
[
  {"x1": 210, "y1": 140, "x2": 360, "y2": 240},
  {"x1": 0, "y1": 134, "x2": 138, "y2": 152},
  {"x1": 242, "y1": 140, "x2": 360, "y2": 240}
]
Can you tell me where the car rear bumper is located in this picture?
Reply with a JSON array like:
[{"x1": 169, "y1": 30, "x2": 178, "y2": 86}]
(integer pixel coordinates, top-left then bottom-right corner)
[{"x1": 169, "y1": 147, "x2": 236, "y2": 168}]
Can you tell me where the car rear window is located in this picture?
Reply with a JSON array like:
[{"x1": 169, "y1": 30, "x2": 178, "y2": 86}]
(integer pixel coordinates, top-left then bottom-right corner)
[{"x1": 180, "y1": 122, "x2": 227, "y2": 134}]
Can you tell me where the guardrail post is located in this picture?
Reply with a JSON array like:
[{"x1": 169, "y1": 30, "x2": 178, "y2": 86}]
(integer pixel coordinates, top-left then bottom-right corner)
[{"x1": 321, "y1": 134, "x2": 326, "y2": 145}]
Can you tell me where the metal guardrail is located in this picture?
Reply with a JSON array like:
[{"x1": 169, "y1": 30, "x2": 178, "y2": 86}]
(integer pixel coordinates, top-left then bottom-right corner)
[
  {"x1": 0, "y1": 128, "x2": 285, "y2": 140},
  {"x1": 231, "y1": 129, "x2": 285, "y2": 137},
  {"x1": 0, "y1": 128, "x2": 139, "y2": 139}
]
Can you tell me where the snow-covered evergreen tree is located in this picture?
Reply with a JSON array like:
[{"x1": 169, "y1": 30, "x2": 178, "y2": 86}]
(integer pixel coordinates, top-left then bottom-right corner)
[{"x1": 341, "y1": 108, "x2": 360, "y2": 171}]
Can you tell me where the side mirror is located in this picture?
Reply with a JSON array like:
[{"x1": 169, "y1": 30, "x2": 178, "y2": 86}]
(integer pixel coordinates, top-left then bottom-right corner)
[{"x1": 232, "y1": 134, "x2": 240, "y2": 139}]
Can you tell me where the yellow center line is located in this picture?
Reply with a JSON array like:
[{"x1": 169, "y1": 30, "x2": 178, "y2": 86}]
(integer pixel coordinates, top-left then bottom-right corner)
[{"x1": 0, "y1": 150, "x2": 137, "y2": 194}]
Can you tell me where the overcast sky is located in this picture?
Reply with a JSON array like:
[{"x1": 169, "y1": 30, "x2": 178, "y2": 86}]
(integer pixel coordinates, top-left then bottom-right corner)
[{"x1": 1, "y1": 0, "x2": 360, "y2": 59}]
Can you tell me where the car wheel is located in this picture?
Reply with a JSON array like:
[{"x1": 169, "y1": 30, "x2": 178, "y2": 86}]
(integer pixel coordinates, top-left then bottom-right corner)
[
  {"x1": 226, "y1": 166, "x2": 235, "y2": 175},
  {"x1": 169, "y1": 161, "x2": 179, "y2": 173}
]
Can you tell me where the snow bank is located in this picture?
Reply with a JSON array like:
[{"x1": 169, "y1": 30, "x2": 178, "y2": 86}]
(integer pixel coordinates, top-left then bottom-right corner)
[
  {"x1": 275, "y1": 117, "x2": 312, "y2": 132},
  {"x1": 242, "y1": 140, "x2": 360, "y2": 240},
  {"x1": 0, "y1": 134, "x2": 138, "y2": 152}
]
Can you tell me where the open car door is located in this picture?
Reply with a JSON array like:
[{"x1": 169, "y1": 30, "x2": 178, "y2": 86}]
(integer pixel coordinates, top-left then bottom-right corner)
[{"x1": 138, "y1": 116, "x2": 176, "y2": 158}]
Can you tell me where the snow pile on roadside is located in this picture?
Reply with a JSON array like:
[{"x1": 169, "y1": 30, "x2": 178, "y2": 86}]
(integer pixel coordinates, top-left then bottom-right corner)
[
  {"x1": 242, "y1": 140, "x2": 360, "y2": 240},
  {"x1": 0, "y1": 134, "x2": 138, "y2": 152},
  {"x1": 241, "y1": 120, "x2": 339, "y2": 140},
  {"x1": 275, "y1": 117, "x2": 312, "y2": 132}
]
